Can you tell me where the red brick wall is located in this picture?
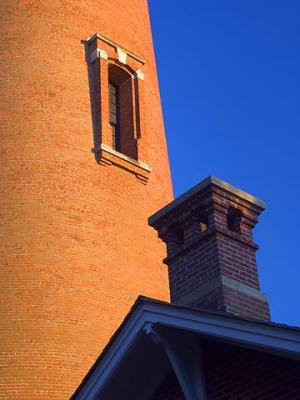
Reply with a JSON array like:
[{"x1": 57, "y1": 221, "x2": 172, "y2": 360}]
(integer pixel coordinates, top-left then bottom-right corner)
[
  {"x1": 151, "y1": 341, "x2": 300, "y2": 400},
  {"x1": 204, "y1": 340, "x2": 300, "y2": 400},
  {"x1": 169, "y1": 235, "x2": 220, "y2": 303},
  {"x1": 0, "y1": 0, "x2": 173, "y2": 398}
]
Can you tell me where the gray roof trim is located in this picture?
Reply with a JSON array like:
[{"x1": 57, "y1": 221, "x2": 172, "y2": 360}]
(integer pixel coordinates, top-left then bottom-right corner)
[
  {"x1": 73, "y1": 298, "x2": 300, "y2": 400},
  {"x1": 149, "y1": 176, "x2": 266, "y2": 227}
]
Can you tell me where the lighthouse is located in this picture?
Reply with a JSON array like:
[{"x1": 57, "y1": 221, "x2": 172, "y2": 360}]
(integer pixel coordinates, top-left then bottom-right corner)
[{"x1": 0, "y1": 1, "x2": 173, "y2": 398}]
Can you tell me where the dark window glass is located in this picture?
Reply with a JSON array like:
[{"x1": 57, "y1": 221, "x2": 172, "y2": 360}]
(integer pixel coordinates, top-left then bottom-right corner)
[
  {"x1": 227, "y1": 207, "x2": 243, "y2": 233},
  {"x1": 108, "y1": 65, "x2": 138, "y2": 160},
  {"x1": 109, "y1": 82, "x2": 120, "y2": 151}
]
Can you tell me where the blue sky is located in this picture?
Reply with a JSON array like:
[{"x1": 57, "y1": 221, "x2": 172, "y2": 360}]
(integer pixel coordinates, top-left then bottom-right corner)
[{"x1": 148, "y1": 0, "x2": 300, "y2": 326}]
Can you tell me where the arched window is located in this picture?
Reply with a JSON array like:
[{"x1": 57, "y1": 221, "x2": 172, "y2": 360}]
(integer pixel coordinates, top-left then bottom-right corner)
[
  {"x1": 108, "y1": 64, "x2": 138, "y2": 160},
  {"x1": 85, "y1": 34, "x2": 150, "y2": 179}
]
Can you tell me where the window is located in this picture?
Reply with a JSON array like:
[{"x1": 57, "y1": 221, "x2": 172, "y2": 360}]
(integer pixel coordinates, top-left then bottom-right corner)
[
  {"x1": 108, "y1": 64, "x2": 138, "y2": 160},
  {"x1": 85, "y1": 33, "x2": 151, "y2": 181},
  {"x1": 109, "y1": 82, "x2": 120, "y2": 152}
]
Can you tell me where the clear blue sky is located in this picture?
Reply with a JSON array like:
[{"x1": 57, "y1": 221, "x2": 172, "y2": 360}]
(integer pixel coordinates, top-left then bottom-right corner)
[{"x1": 148, "y1": 0, "x2": 300, "y2": 327}]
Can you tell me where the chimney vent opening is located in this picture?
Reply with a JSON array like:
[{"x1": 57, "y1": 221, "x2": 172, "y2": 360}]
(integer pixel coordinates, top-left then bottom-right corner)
[
  {"x1": 227, "y1": 207, "x2": 243, "y2": 233},
  {"x1": 171, "y1": 223, "x2": 185, "y2": 246}
]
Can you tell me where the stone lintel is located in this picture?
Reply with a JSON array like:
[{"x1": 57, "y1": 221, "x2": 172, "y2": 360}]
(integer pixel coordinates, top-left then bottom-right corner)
[{"x1": 86, "y1": 32, "x2": 146, "y2": 65}]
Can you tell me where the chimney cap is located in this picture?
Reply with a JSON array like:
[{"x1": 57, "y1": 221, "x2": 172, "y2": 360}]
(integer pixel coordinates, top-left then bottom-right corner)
[{"x1": 149, "y1": 176, "x2": 266, "y2": 227}]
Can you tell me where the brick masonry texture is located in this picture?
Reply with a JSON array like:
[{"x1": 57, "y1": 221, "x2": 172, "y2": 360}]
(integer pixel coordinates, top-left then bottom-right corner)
[
  {"x1": 204, "y1": 340, "x2": 300, "y2": 400},
  {"x1": 151, "y1": 340, "x2": 300, "y2": 400},
  {"x1": 0, "y1": 0, "x2": 173, "y2": 398},
  {"x1": 153, "y1": 182, "x2": 270, "y2": 320}
]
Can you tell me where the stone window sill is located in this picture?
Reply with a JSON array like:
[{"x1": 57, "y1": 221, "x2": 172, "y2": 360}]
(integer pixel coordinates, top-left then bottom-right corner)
[{"x1": 92, "y1": 144, "x2": 151, "y2": 183}]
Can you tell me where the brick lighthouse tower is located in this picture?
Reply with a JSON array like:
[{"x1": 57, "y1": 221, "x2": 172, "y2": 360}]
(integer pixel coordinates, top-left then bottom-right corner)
[{"x1": 0, "y1": 1, "x2": 172, "y2": 398}]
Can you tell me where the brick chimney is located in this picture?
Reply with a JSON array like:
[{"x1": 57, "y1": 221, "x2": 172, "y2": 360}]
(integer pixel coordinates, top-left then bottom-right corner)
[{"x1": 149, "y1": 176, "x2": 270, "y2": 321}]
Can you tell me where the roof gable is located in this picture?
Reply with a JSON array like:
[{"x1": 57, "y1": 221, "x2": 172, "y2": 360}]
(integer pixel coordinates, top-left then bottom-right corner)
[{"x1": 72, "y1": 297, "x2": 300, "y2": 400}]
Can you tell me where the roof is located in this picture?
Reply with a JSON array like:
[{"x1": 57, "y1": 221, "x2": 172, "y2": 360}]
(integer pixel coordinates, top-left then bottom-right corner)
[{"x1": 72, "y1": 296, "x2": 300, "y2": 400}]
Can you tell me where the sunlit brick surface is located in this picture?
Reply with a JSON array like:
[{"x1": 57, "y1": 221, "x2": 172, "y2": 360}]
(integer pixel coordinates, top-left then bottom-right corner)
[{"x1": 0, "y1": 1, "x2": 173, "y2": 398}]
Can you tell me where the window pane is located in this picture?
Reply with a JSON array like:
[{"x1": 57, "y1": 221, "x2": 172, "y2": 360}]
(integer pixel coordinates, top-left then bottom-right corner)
[{"x1": 109, "y1": 82, "x2": 117, "y2": 125}]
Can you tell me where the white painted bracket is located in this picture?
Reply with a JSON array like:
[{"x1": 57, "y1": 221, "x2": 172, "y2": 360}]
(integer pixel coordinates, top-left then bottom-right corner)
[
  {"x1": 117, "y1": 47, "x2": 127, "y2": 64},
  {"x1": 136, "y1": 69, "x2": 145, "y2": 80},
  {"x1": 144, "y1": 324, "x2": 207, "y2": 400}
]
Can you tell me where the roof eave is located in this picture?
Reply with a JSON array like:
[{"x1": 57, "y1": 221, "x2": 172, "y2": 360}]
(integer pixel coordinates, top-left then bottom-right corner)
[{"x1": 72, "y1": 297, "x2": 300, "y2": 400}]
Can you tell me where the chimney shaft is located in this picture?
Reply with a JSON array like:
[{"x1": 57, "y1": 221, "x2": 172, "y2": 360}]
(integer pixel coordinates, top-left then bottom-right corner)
[{"x1": 149, "y1": 176, "x2": 270, "y2": 321}]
